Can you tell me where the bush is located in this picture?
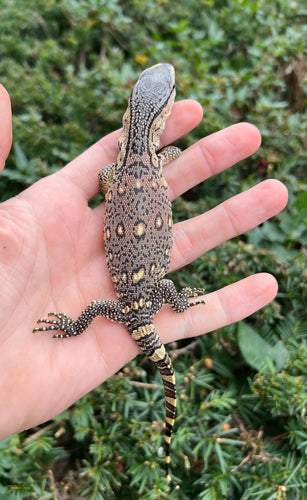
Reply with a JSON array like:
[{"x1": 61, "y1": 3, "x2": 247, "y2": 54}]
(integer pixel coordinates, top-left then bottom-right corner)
[{"x1": 0, "y1": 0, "x2": 306, "y2": 498}]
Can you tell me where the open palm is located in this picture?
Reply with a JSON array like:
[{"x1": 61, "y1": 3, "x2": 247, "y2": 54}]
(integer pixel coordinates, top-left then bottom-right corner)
[{"x1": 0, "y1": 84, "x2": 287, "y2": 440}]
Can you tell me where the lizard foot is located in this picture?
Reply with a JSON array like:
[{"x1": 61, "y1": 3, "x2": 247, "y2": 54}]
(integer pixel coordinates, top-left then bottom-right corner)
[
  {"x1": 159, "y1": 280, "x2": 206, "y2": 313},
  {"x1": 183, "y1": 287, "x2": 206, "y2": 307},
  {"x1": 33, "y1": 312, "x2": 78, "y2": 338}
]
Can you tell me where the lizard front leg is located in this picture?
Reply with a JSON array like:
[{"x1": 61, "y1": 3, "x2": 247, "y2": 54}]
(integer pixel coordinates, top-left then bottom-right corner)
[
  {"x1": 157, "y1": 145, "x2": 181, "y2": 166},
  {"x1": 98, "y1": 162, "x2": 116, "y2": 194},
  {"x1": 33, "y1": 299, "x2": 125, "y2": 338}
]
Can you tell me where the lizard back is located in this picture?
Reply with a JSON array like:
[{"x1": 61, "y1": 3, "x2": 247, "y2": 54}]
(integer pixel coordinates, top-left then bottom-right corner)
[
  {"x1": 104, "y1": 166, "x2": 173, "y2": 302},
  {"x1": 103, "y1": 63, "x2": 175, "y2": 305}
]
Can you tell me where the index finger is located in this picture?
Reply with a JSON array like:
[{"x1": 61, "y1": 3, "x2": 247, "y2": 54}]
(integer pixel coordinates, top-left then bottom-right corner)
[{"x1": 166, "y1": 122, "x2": 261, "y2": 200}]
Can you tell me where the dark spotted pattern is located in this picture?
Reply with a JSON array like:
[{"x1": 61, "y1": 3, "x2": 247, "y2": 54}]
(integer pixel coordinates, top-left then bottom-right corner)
[{"x1": 34, "y1": 63, "x2": 206, "y2": 482}]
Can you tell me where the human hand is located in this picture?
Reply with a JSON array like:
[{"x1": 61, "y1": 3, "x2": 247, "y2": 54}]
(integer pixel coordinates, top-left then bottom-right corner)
[{"x1": 0, "y1": 84, "x2": 287, "y2": 440}]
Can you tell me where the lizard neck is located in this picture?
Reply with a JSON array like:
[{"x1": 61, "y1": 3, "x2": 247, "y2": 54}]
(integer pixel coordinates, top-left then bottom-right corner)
[{"x1": 120, "y1": 107, "x2": 162, "y2": 154}]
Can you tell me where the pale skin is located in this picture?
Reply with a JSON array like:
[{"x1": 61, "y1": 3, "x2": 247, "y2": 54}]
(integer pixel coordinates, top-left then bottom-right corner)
[{"x1": 0, "y1": 83, "x2": 288, "y2": 441}]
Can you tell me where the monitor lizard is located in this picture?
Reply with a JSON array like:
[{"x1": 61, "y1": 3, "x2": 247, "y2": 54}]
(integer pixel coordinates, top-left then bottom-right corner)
[{"x1": 33, "y1": 63, "x2": 206, "y2": 482}]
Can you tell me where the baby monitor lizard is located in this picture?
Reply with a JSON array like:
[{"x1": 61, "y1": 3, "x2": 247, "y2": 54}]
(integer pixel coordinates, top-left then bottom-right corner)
[{"x1": 34, "y1": 63, "x2": 206, "y2": 482}]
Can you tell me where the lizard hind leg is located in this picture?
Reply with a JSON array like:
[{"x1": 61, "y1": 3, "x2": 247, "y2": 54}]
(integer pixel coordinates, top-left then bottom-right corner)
[
  {"x1": 33, "y1": 299, "x2": 126, "y2": 338},
  {"x1": 159, "y1": 278, "x2": 206, "y2": 313},
  {"x1": 130, "y1": 324, "x2": 176, "y2": 482}
]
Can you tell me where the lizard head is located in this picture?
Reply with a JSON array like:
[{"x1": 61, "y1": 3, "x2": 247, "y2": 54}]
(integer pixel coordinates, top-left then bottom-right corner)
[{"x1": 130, "y1": 63, "x2": 176, "y2": 131}]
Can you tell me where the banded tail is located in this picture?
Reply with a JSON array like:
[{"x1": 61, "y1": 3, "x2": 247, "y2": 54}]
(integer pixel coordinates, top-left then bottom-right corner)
[{"x1": 131, "y1": 323, "x2": 177, "y2": 481}]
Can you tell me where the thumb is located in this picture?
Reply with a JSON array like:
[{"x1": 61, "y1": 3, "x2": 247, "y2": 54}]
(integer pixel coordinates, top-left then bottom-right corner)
[{"x1": 0, "y1": 84, "x2": 13, "y2": 171}]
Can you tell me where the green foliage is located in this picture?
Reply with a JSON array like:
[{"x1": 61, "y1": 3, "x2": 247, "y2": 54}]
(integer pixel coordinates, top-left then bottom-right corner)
[
  {"x1": 238, "y1": 322, "x2": 289, "y2": 373},
  {"x1": 1, "y1": 0, "x2": 306, "y2": 498}
]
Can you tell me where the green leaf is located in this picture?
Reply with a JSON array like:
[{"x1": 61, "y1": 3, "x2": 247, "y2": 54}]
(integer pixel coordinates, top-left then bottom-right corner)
[
  {"x1": 238, "y1": 322, "x2": 289, "y2": 372},
  {"x1": 294, "y1": 192, "x2": 307, "y2": 218},
  {"x1": 13, "y1": 143, "x2": 28, "y2": 172}
]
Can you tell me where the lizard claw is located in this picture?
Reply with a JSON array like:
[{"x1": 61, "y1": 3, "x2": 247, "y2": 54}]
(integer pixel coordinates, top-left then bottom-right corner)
[
  {"x1": 186, "y1": 287, "x2": 206, "y2": 307},
  {"x1": 33, "y1": 312, "x2": 77, "y2": 338},
  {"x1": 47, "y1": 311, "x2": 68, "y2": 319},
  {"x1": 189, "y1": 287, "x2": 206, "y2": 297}
]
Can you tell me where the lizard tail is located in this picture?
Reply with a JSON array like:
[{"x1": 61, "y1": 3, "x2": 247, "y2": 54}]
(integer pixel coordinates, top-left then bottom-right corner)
[
  {"x1": 130, "y1": 323, "x2": 176, "y2": 482},
  {"x1": 155, "y1": 351, "x2": 176, "y2": 482}
]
